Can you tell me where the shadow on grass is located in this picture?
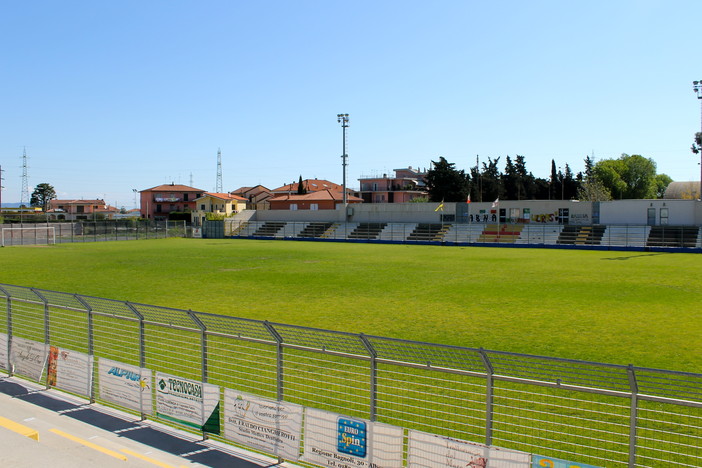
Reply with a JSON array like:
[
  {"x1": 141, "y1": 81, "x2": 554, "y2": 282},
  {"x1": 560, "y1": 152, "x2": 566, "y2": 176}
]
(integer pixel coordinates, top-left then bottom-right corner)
[{"x1": 602, "y1": 253, "x2": 665, "y2": 261}]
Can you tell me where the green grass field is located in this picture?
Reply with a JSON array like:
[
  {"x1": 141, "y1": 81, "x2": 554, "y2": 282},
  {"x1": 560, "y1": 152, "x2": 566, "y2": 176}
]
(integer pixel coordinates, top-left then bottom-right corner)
[{"x1": 1, "y1": 238, "x2": 701, "y2": 373}]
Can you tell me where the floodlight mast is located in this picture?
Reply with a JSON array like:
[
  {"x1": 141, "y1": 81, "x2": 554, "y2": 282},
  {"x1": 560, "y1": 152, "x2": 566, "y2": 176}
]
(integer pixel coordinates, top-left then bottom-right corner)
[
  {"x1": 694, "y1": 81, "x2": 702, "y2": 200},
  {"x1": 337, "y1": 113, "x2": 350, "y2": 206}
]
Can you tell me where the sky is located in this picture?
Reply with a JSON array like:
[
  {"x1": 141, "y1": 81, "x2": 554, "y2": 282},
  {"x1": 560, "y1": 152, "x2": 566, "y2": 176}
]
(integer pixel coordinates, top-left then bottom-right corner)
[{"x1": 1, "y1": 0, "x2": 701, "y2": 209}]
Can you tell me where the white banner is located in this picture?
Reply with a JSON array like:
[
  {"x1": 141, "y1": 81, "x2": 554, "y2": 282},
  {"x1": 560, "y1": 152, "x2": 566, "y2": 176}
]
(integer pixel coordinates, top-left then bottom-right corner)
[
  {"x1": 47, "y1": 346, "x2": 93, "y2": 397},
  {"x1": 10, "y1": 337, "x2": 47, "y2": 381},
  {"x1": 223, "y1": 389, "x2": 302, "y2": 460},
  {"x1": 408, "y1": 429, "x2": 531, "y2": 467},
  {"x1": 0, "y1": 333, "x2": 8, "y2": 371},
  {"x1": 301, "y1": 408, "x2": 403, "y2": 468},
  {"x1": 98, "y1": 358, "x2": 152, "y2": 414},
  {"x1": 155, "y1": 372, "x2": 220, "y2": 434}
]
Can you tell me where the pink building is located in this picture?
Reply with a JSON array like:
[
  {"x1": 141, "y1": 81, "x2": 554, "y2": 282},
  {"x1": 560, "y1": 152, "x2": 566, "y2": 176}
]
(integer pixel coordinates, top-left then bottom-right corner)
[{"x1": 358, "y1": 166, "x2": 428, "y2": 203}]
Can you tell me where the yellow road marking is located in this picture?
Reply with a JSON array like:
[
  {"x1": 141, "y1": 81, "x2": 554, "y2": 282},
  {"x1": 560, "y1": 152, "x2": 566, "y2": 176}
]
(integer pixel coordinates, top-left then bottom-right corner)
[
  {"x1": 121, "y1": 448, "x2": 179, "y2": 468},
  {"x1": 49, "y1": 428, "x2": 127, "y2": 461},
  {"x1": 0, "y1": 415, "x2": 39, "y2": 441}
]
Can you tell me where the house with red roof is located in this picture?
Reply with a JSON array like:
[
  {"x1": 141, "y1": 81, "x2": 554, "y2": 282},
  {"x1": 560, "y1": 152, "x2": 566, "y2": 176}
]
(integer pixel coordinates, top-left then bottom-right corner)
[
  {"x1": 269, "y1": 189, "x2": 362, "y2": 210},
  {"x1": 48, "y1": 199, "x2": 118, "y2": 220},
  {"x1": 191, "y1": 192, "x2": 248, "y2": 226},
  {"x1": 139, "y1": 183, "x2": 205, "y2": 220}
]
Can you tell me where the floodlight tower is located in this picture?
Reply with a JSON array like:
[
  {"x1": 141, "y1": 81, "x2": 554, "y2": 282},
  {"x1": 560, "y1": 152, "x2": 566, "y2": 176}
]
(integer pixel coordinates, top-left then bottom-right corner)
[
  {"x1": 337, "y1": 114, "x2": 349, "y2": 206},
  {"x1": 693, "y1": 81, "x2": 702, "y2": 199}
]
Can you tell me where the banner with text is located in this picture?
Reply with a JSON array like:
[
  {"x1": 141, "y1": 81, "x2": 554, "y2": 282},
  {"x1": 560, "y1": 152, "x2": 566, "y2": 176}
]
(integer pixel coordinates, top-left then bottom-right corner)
[
  {"x1": 408, "y1": 429, "x2": 531, "y2": 467},
  {"x1": 301, "y1": 408, "x2": 404, "y2": 468},
  {"x1": 10, "y1": 336, "x2": 47, "y2": 381},
  {"x1": 155, "y1": 372, "x2": 221, "y2": 434},
  {"x1": 532, "y1": 455, "x2": 602, "y2": 468},
  {"x1": 98, "y1": 358, "x2": 152, "y2": 414},
  {"x1": 0, "y1": 333, "x2": 7, "y2": 371},
  {"x1": 223, "y1": 389, "x2": 303, "y2": 460},
  {"x1": 47, "y1": 346, "x2": 93, "y2": 397}
]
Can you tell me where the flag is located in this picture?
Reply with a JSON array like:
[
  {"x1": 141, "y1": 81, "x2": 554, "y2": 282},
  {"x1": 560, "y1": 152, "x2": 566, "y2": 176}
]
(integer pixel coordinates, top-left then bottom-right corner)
[
  {"x1": 434, "y1": 200, "x2": 444, "y2": 212},
  {"x1": 466, "y1": 194, "x2": 471, "y2": 204},
  {"x1": 491, "y1": 198, "x2": 499, "y2": 208}
]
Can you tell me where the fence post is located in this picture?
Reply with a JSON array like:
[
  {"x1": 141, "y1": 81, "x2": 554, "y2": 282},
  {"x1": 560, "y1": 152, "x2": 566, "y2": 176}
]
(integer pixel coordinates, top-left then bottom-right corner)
[
  {"x1": 187, "y1": 310, "x2": 208, "y2": 383},
  {"x1": 31, "y1": 289, "x2": 51, "y2": 389},
  {"x1": 75, "y1": 295, "x2": 95, "y2": 402},
  {"x1": 0, "y1": 286, "x2": 11, "y2": 376},
  {"x1": 264, "y1": 321, "x2": 284, "y2": 401},
  {"x1": 126, "y1": 302, "x2": 147, "y2": 420},
  {"x1": 359, "y1": 334, "x2": 378, "y2": 421},
  {"x1": 627, "y1": 365, "x2": 639, "y2": 468},
  {"x1": 478, "y1": 348, "x2": 495, "y2": 446}
]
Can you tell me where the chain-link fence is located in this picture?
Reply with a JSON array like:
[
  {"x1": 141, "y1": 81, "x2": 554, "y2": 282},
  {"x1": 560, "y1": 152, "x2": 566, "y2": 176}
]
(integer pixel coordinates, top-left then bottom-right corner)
[
  {"x1": 1, "y1": 283, "x2": 700, "y2": 467},
  {"x1": 0, "y1": 220, "x2": 187, "y2": 246}
]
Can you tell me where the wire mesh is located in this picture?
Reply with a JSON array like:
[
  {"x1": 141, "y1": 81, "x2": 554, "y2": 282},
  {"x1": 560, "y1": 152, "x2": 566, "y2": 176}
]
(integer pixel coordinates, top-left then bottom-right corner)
[
  {"x1": 2, "y1": 283, "x2": 702, "y2": 467},
  {"x1": 491, "y1": 381, "x2": 630, "y2": 467}
]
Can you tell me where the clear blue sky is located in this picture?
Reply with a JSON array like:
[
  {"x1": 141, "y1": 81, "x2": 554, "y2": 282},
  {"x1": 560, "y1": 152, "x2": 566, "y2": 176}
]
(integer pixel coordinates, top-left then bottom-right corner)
[{"x1": 1, "y1": 0, "x2": 700, "y2": 209}]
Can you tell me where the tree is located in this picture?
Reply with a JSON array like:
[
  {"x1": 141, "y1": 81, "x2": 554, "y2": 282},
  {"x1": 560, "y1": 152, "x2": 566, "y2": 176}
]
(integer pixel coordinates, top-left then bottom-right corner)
[
  {"x1": 30, "y1": 183, "x2": 56, "y2": 211},
  {"x1": 296, "y1": 175, "x2": 307, "y2": 195},
  {"x1": 593, "y1": 154, "x2": 658, "y2": 199},
  {"x1": 654, "y1": 174, "x2": 673, "y2": 199},
  {"x1": 424, "y1": 156, "x2": 470, "y2": 202},
  {"x1": 692, "y1": 132, "x2": 702, "y2": 155},
  {"x1": 480, "y1": 157, "x2": 501, "y2": 201}
]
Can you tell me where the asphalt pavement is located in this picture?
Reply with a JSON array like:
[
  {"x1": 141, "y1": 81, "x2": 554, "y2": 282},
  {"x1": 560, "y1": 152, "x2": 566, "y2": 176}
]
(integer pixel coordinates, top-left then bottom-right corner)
[{"x1": 0, "y1": 375, "x2": 293, "y2": 468}]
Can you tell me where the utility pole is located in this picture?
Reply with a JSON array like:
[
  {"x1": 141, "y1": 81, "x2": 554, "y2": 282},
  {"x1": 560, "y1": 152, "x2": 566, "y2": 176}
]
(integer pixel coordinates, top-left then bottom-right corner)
[
  {"x1": 337, "y1": 114, "x2": 349, "y2": 206},
  {"x1": 215, "y1": 148, "x2": 223, "y2": 193},
  {"x1": 693, "y1": 81, "x2": 702, "y2": 199}
]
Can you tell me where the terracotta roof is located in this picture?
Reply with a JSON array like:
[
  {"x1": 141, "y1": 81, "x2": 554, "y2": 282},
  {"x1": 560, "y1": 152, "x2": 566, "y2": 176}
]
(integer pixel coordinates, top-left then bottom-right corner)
[
  {"x1": 198, "y1": 192, "x2": 248, "y2": 202},
  {"x1": 51, "y1": 199, "x2": 105, "y2": 205},
  {"x1": 141, "y1": 184, "x2": 205, "y2": 192},
  {"x1": 271, "y1": 189, "x2": 362, "y2": 202},
  {"x1": 272, "y1": 179, "x2": 343, "y2": 193}
]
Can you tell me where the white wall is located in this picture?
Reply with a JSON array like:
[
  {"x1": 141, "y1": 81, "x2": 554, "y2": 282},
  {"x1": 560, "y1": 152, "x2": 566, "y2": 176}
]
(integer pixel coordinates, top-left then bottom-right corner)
[{"x1": 243, "y1": 200, "x2": 701, "y2": 225}]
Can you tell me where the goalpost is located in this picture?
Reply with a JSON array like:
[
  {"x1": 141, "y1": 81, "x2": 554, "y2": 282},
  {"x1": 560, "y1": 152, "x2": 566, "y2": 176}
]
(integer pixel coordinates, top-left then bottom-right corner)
[{"x1": 1, "y1": 226, "x2": 56, "y2": 247}]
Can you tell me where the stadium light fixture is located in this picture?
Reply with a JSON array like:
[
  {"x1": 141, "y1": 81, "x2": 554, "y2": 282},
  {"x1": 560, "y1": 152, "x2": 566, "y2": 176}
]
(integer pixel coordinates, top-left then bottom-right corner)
[{"x1": 337, "y1": 114, "x2": 350, "y2": 206}]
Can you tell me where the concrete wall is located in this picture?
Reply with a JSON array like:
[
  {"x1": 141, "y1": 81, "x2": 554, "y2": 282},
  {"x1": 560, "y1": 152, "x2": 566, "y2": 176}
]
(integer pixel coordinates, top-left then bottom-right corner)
[
  {"x1": 240, "y1": 199, "x2": 701, "y2": 226},
  {"x1": 599, "y1": 199, "x2": 700, "y2": 225}
]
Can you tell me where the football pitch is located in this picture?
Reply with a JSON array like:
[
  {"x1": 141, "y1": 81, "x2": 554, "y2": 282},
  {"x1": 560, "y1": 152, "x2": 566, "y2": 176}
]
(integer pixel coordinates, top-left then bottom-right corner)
[{"x1": 1, "y1": 237, "x2": 701, "y2": 373}]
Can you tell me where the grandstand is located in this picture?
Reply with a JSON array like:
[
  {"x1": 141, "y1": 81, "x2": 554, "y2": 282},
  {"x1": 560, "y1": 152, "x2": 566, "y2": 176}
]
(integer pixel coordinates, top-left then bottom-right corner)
[{"x1": 222, "y1": 219, "x2": 702, "y2": 250}]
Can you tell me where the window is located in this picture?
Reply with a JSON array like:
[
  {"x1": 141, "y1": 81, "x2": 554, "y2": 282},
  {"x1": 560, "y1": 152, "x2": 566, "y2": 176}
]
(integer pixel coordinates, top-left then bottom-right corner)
[
  {"x1": 310, "y1": 203, "x2": 319, "y2": 210},
  {"x1": 76, "y1": 205, "x2": 84, "y2": 213},
  {"x1": 156, "y1": 204, "x2": 162, "y2": 213},
  {"x1": 290, "y1": 204, "x2": 298, "y2": 210},
  {"x1": 660, "y1": 208, "x2": 669, "y2": 225},
  {"x1": 184, "y1": 193, "x2": 189, "y2": 202},
  {"x1": 201, "y1": 204, "x2": 206, "y2": 210}
]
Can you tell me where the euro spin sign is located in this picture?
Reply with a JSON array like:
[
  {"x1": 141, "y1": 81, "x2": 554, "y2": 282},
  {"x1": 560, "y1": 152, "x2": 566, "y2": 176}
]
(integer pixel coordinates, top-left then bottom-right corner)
[{"x1": 337, "y1": 417, "x2": 367, "y2": 458}]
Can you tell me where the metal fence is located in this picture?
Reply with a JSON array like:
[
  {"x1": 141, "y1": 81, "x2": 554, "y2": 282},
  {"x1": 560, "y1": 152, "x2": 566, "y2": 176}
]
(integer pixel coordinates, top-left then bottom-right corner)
[
  {"x1": 224, "y1": 220, "x2": 702, "y2": 250},
  {"x1": 0, "y1": 220, "x2": 187, "y2": 246},
  {"x1": 1, "y1": 283, "x2": 701, "y2": 467}
]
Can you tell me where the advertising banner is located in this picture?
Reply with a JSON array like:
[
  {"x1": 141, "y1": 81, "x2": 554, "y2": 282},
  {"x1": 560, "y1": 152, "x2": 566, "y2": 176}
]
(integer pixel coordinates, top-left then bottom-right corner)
[
  {"x1": 98, "y1": 358, "x2": 152, "y2": 414},
  {"x1": 47, "y1": 346, "x2": 93, "y2": 397},
  {"x1": 0, "y1": 333, "x2": 7, "y2": 371},
  {"x1": 10, "y1": 336, "x2": 47, "y2": 381},
  {"x1": 155, "y1": 372, "x2": 220, "y2": 434},
  {"x1": 301, "y1": 408, "x2": 404, "y2": 468},
  {"x1": 223, "y1": 389, "x2": 303, "y2": 460},
  {"x1": 532, "y1": 455, "x2": 602, "y2": 468},
  {"x1": 408, "y1": 429, "x2": 531, "y2": 467}
]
